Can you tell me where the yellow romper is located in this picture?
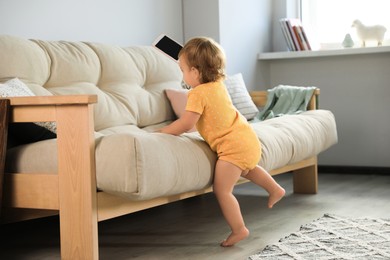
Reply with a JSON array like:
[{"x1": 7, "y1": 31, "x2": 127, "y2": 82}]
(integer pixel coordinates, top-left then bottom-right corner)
[{"x1": 186, "y1": 81, "x2": 261, "y2": 171}]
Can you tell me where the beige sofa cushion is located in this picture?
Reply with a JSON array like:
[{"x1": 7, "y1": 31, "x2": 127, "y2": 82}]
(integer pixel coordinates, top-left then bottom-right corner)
[
  {"x1": 6, "y1": 127, "x2": 217, "y2": 200},
  {"x1": 252, "y1": 109, "x2": 337, "y2": 170}
]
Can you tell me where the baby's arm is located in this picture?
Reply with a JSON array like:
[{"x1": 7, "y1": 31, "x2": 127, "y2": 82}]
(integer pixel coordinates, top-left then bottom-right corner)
[{"x1": 159, "y1": 110, "x2": 200, "y2": 136}]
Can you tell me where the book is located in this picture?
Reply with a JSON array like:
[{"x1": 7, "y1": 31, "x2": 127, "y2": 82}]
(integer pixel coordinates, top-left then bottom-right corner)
[
  {"x1": 300, "y1": 26, "x2": 312, "y2": 50},
  {"x1": 279, "y1": 18, "x2": 311, "y2": 51},
  {"x1": 280, "y1": 18, "x2": 300, "y2": 51},
  {"x1": 279, "y1": 19, "x2": 295, "y2": 51}
]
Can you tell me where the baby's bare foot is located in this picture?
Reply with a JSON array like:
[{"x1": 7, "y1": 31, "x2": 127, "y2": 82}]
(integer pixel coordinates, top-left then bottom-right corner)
[
  {"x1": 268, "y1": 186, "x2": 285, "y2": 208},
  {"x1": 220, "y1": 227, "x2": 249, "y2": 247}
]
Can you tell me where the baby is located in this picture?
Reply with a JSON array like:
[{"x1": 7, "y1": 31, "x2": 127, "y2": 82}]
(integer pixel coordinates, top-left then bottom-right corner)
[{"x1": 158, "y1": 37, "x2": 285, "y2": 247}]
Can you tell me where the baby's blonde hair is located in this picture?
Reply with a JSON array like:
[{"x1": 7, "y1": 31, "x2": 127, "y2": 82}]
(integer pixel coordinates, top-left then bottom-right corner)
[{"x1": 179, "y1": 37, "x2": 226, "y2": 84}]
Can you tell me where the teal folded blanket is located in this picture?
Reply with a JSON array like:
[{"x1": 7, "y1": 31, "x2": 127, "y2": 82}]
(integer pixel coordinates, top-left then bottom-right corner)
[{"x1": 256, "y1": 85, "x2": 317, "y2": 121}]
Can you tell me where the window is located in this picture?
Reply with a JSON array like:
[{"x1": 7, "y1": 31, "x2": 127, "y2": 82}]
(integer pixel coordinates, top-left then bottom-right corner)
[{"x1": 301, "y1": 0, "x2": 390, "y2": 49}]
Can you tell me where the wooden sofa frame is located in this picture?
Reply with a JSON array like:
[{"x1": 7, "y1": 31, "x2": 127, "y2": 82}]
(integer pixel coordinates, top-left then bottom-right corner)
[{"x1": 0, "y1": 89, "x2": 320, "y2": 259}]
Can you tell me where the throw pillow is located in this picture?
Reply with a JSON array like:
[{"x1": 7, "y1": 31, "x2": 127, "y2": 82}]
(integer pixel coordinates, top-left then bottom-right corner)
[
  {"x1": 0, "y1": 78, "x2": 57, "y2": 134},
  {"x1": 165, "y1": 88, "x2": 196, "y2": 132},
  {"x1": 224, "y1": 73, "x2": 259, "y2": 120}
]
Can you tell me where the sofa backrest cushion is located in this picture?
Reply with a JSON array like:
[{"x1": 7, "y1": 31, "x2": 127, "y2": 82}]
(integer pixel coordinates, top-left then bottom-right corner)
[{"x1": 0, "y1": 35, "x2": 183, "y2": 131}]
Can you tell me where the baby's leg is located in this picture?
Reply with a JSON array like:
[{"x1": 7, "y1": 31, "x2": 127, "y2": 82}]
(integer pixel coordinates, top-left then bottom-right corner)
[
  {"x1": 213, "y1": 160, "x2": 249, "y2": 247},
  {"x1": 243, "y1": 166, "x2": 285, "y2": 208}
]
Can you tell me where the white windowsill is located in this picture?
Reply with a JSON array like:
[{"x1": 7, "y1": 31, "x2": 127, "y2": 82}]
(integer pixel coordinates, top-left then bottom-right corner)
[{"x1": 258, "y1": 46, "x2": 390, "y2": 60}]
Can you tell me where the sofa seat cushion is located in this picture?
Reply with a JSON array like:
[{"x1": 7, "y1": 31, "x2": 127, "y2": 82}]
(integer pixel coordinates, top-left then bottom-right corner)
[
  {"x1": 253, "y1": 109, "x2": 338, "y2": 170},
  {"x1": 6, "y1": 126, "x2": 216, "y2": 200},
  {"x1": 94, "y1": 129, "x2": 216, "y2": 200},
  {"x1": 6, "y1": 109, "x2": 337, "y2": 200}
]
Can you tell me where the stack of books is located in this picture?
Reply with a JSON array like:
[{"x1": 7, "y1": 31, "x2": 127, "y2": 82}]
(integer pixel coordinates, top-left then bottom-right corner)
[{"x1": 279, "y1": 18, "x2": 311, "y2": 51}]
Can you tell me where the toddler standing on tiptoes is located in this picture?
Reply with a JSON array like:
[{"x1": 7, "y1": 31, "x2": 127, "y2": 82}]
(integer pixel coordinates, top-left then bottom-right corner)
[{"x1": 158, "y1": 37, "x2": 285, "y2": 247}]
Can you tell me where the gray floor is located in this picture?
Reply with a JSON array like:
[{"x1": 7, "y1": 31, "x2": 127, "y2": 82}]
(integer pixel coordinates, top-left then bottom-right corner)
[{"x1": 1, "y1": 172, "x2": 389, "y2": 260}]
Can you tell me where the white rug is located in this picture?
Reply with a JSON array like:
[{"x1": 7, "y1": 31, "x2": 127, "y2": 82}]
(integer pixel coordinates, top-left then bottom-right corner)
[{"x1": 248, "y1": 213, "x2": 390, "y2": 260}]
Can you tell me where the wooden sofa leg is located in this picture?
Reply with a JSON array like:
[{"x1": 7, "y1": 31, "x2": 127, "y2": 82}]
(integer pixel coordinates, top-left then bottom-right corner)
[
  {"x1": 56, "y1": 104, "x2": 98, "y2": 260},
  {"x1": 0, "y1": 99, "x2": 10, "y2": 217},
  {"x1": 293, "y1": 159, "x2": 318, "y2": 194}
]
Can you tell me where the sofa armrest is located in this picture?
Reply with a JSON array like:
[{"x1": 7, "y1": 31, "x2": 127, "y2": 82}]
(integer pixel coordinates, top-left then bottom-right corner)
[
  {"x1": 6, "y1": 94, "x2": 99, "y2": 259},
  {"x1": 250, "y1": 88, "x2": 320, "y2": 110},
  {"x1": 7, "y1": 95, "x2": 97, "y2": 123}
]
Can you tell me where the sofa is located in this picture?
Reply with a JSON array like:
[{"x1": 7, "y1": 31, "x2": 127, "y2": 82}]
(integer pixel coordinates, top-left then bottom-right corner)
[{"x1": 0, "y1": 35, "x2": 337, "y2": 259}]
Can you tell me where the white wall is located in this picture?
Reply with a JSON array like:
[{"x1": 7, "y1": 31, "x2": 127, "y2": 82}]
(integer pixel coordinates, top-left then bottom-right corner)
[
  {"x1": 183, "y1": 0, "x2": 273, "y2": 90},
  {"x1": 219, "y1": 0, "x2": 272, "y2": 90},
  {"x1": 1, "y1": 0, "x2": 272, "y2": 90},
  {"x1": 0, "y1": 0, "x2": 184, "y2": 46},
  {"x1": 182, "y1": 0, "x2": 220, "y2": 42}
]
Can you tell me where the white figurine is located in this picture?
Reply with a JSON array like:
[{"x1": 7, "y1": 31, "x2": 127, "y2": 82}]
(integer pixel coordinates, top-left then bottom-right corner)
[{"x1": 352, "y1": 20, "x2": 387, "y2": 47}]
